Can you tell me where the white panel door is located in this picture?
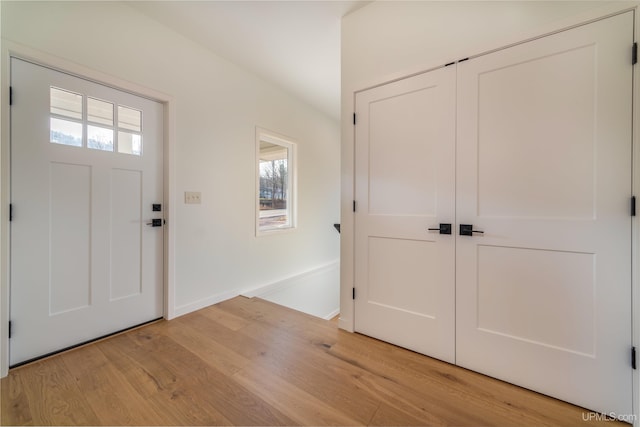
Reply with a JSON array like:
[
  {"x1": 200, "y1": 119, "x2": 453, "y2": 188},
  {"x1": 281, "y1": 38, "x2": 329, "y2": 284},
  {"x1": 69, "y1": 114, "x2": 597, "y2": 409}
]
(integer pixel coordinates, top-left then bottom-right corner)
[
  {"x1": 10, "y1": 58, "x2": 164, "y2": 365},
  {"x1": 456, "y1": 12, "x2": 633, "y2": 415},
  {"x1": 354, "y1": 66, "x2": 456, "y2": 362}
]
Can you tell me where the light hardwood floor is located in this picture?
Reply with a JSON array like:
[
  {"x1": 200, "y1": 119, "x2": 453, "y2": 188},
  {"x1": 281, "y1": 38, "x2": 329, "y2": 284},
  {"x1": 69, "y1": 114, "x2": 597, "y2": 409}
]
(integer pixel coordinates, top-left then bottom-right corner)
[{"x1": 0, "y1": 297, "x2": 627, "y2": 426}]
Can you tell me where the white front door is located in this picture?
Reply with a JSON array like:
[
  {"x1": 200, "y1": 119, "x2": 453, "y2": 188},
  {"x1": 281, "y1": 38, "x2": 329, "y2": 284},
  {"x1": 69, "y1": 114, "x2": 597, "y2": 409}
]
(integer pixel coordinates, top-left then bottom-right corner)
[
  {"x1": 354, "y1": 66, "x2": 456, "y2": 362},
  {"x1": 10, "y1": 58, "x2": 164, "y2": 366},
  {"x1": 455, "y1": 12, "x2": 633, "y2": 415}
]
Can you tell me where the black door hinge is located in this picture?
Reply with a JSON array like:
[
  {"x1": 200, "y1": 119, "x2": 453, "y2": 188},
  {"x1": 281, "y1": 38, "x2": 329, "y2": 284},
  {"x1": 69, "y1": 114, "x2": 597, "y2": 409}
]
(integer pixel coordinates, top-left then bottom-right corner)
[
  {"x1": 8, "y1": 321, "x2": 12, "y2": 339},
  {"x1": 9, "y1": 204, "x2": 13, "y2": 221},
  {"x1": 353, "y1": 113, "x2": 356, "y2": 125},
  {"x1": 632, "y1": 346, "x2": 637, "y2": 369},
  {"x1": 353, "y1": 200, "x2": 356, "y2": 213},
  {"x1": 9, "y1": 86, "x2": 12, "y2": 106},
  {"x1": 633, "y1": 42, "x2": 638, "y2": 65},
  {"x1": 632, "y1": 197, "x2": 636, "y2": 216},
  {"x1": 352, "y1": 287, "x2": 356, "y2": 300}
]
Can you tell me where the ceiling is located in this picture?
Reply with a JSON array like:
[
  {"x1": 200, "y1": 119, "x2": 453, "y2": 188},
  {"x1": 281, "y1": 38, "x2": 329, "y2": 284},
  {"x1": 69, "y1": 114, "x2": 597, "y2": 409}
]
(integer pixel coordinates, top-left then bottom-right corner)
[{"x1": 128, "y1": 1, "x2": 369, "y2": 121}]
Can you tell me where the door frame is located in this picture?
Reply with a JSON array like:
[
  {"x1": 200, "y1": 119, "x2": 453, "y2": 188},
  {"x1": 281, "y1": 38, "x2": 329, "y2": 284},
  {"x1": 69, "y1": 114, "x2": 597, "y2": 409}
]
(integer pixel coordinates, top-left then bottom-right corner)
[
  {"x1": 341, "y1": 3, "x2": 640, "y2": 423},
  {"x1": 0, "y1": 42, "x2": 178, "y2": 377}
]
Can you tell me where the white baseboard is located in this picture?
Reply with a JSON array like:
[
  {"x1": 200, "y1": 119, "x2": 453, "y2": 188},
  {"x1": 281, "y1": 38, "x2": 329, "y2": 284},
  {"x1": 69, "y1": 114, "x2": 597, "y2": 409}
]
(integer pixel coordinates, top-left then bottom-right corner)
[
  {"x1": 173, "y1": 289, "x2": 239, "y2": 318},
  {"x1": 241, "y1": 259, "x2": 340, "y2": 298},
  {"x1": 323, "y1": 308, "x2": 340, "y2": 320}
]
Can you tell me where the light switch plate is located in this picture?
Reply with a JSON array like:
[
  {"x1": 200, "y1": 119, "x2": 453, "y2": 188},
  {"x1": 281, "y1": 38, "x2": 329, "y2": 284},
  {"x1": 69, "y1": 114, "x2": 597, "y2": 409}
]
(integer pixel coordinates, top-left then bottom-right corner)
[{"x1": 185, "y1": 191, "x2": 201, "y2": 204}]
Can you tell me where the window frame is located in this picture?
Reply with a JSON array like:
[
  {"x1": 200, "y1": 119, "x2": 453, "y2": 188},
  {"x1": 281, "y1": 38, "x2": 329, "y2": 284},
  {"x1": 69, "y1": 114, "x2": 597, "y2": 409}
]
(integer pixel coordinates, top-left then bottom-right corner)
[{"x1": 255, "y1": 127, "x2": 297, "y2": 236}]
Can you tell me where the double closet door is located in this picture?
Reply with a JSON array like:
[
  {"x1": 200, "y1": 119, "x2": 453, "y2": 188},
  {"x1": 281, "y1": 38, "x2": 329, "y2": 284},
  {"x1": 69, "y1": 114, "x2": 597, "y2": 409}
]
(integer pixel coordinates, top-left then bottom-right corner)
[{"x1": 354, "y1": 12, "x2": 633, "y2": 416}]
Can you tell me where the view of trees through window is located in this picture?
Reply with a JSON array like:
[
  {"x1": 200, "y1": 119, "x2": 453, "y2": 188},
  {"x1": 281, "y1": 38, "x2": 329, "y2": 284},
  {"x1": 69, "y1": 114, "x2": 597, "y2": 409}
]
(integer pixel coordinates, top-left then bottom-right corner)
[{"x1": 257, "y1": 133, "x2": 295, "y2": 233}]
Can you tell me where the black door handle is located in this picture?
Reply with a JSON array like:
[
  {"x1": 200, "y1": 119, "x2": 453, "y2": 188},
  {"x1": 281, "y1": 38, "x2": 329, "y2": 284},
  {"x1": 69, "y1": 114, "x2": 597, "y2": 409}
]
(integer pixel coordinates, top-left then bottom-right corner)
[
  {"x1": 146, "y1": 218, "x2": 163, "y2": 227},
  {"x1": 460, "y1": 224, "x2": 483, "y2": 236},
  {"x1": 428, "y1": 223, "x2": 452, "y2": 235}
]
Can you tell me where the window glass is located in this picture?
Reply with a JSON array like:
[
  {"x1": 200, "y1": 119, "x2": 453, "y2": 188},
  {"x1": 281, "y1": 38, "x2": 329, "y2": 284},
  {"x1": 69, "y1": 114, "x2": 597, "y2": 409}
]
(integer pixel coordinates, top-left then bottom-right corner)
[
  {"x1": 50, "y1": 87, "x2": 82, "y2": 120},
  {"x1": 118, "y1": 131, "x2": 142, "y2": 156},
  {"x1": 88, "y1": 98, "x2": 114, "y2": 126},
  {"x1": 50, "y1": 117, "x2": 82, "y2": 147},
  {"x1": 257, "y1": 130, "x2": 296, "y2": 234},
  {"x1": 88, "y1": 125, "x2": 114, "y2": 151},
  {"x1": 118, "y1": 106, "x2": 141, "y2": 132}
]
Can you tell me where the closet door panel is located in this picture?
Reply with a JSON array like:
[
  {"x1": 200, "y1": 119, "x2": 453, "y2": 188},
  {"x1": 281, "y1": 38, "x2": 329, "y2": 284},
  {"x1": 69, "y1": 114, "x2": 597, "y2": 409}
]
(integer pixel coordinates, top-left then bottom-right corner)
[
  {"x1": 354, "y1": 66, "x2": 456, "y2": 362},
  {"x1": 455, "y1": 12, "x2": 633, "y2": 416}
]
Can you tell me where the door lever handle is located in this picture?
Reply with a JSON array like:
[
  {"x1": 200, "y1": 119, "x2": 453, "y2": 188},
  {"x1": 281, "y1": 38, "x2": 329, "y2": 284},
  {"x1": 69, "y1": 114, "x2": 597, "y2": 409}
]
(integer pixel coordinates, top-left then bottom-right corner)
[
  {"x1": 460, "y1": 224, "x2": 483, "y2": 236},
  {"x1": 146, "y1": 219, "x2": 163, "y2": 227},
  {"x1": 428, "y1": 223, "x2": 452, "y2": 235}
]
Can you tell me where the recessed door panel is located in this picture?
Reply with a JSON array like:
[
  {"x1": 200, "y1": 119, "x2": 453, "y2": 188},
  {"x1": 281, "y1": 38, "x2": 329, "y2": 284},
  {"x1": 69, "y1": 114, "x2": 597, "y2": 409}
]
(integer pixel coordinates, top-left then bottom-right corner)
[
  {"x1": 50, "y1": 162, "x2": 92, "y2": 315},
  {"x1": 110, "y1": 169, "x2": 143, "y2": 301},
  {"x1": 368, "y1": 237, "x2": 437, "y2": 317},
  {"x1": 477, "y1": 245, "x2": 595, "y2": 356},
  {"x1": 477, "y1": 44, "x2": 596, "y2": 219},
  {"x1": 369, "y1": 87, "x2": 439, "y2": 217}
]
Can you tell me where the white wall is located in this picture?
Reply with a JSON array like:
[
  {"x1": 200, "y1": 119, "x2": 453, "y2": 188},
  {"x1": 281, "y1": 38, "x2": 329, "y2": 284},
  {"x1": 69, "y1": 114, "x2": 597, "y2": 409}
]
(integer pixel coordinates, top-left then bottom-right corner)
[
  {"x1": 340, "y1": 0, "x2": 640, "y2": 421},
  {"x1": 0, "y1": 0, "x2": 340, "y2": 370},
  {"x1": 244, "y1": 260, "x2": 340, "y2": 320}
]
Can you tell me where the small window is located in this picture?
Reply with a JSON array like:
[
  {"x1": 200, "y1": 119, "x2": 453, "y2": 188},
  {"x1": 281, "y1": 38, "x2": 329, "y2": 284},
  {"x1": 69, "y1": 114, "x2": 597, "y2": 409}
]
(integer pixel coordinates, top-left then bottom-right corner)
[
  {"x1": 256, "y1": 128, "x2": 296, "y2": 235},
  {"x1": 48, "y1": 87, "x2": 143, "y2": 156}
]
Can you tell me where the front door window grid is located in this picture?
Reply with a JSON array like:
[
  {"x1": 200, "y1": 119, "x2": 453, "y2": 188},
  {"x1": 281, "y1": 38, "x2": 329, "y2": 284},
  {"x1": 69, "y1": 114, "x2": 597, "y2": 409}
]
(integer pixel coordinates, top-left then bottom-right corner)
[{"x1": 49, "y1": 86, "x2": 143, "y2": 156}]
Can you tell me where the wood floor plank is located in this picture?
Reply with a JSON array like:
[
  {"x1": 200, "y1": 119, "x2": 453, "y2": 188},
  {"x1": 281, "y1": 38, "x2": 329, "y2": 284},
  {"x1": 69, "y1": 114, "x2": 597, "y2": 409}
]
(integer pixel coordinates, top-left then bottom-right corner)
[
  {"x1": 95, "y1": 333, "x2": 177, "y2": 400},
  {"x1": 218, "y1": 296, "x2": 340, "y2": 338},
  {"x1": 7, "y1": 358, "x2": 100, "y2": 426},
  {"x1": 0, "y1": 296, "x2": 629, "y2": 426},
  {"x1": 178, "y1": 311, "x2": 272, "y2": 361},
  {"x1": 197, "y1": 304, "x2": 252, "y2": 331},
  {"x1": 128, "y1": 325, "x2": 297, "y2": 426},
  {"x1": 215, "y1": 315, "x2": 381, "y2": 423},
  {"x1": 242, "y1": 319, "x2": 480, "y2": 425},
  {"x1": 103, "y1": 331, "x2": 236, "y2": 426},
  {"x1": 0, "y1": 366, "x2": 33, "y2": 426},
  {"x1": 159, "y1": 315, "x2": 252, "y2": 375},
  {"x1": 59, "y1": 344, "x2": 167, "y2": 426},
  {"x1": 232, "y1": 363, "x2": 363, "y2": 426}
]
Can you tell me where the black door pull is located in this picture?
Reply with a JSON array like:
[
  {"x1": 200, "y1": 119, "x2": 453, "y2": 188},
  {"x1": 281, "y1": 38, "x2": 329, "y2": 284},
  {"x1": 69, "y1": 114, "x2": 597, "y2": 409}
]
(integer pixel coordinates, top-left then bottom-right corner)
[
  {"x1": 146, "y1": 218, "x2": 162, "y2": 227},
  {"x1": 428, "y1": 223, "x2": 452, "y2": 235},
  {"x1": 460, "y1": 224, "x2": 484, "y2": 236}
]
